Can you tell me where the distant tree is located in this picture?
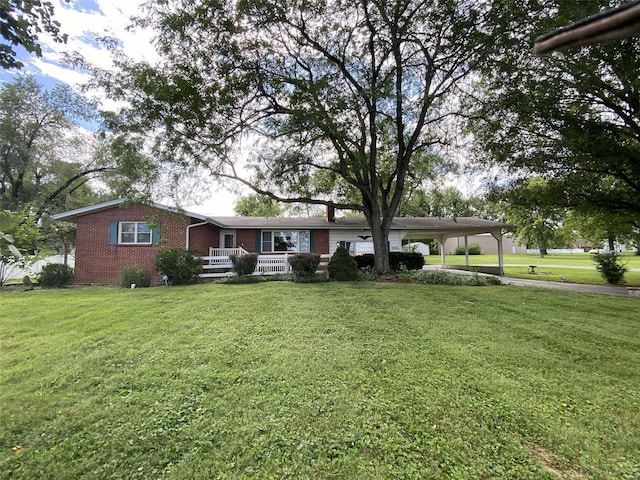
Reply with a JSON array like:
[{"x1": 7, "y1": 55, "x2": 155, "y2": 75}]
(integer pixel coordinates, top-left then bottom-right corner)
[
  {"x1": 470, "y1": 0, "x2": 640, "y2": 227},
  {"x1": 0, "y1": 0, "x2": 68, "y2": 69},
  {"x1": 494, "y1": 178, "x2": 566, "y2": 257},
  {"x1": 0, "y1": 76, "x2": 112, "y2": 219},
  {"x1": 89, "y1": 0, "x2": 506, "y2": 274},
  {"x1": 399, "y1": 187, "x2": 495, "y2": 219},
  {"x1": 234, "y1": 194, "x2": 282, "y2": 217}
]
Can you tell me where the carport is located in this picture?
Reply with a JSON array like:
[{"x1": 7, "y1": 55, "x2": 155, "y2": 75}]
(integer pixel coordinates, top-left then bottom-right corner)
[{"x1": 393, "y1": 217, "x2": 513, "y2": 275}]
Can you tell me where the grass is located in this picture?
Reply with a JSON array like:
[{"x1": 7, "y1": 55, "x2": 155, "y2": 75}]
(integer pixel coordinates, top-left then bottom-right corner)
[
  {"x1": 436, "y1": 253, "x2": 640, "y2": 286},
  {"x1": 1, "y1": 282, "x2": 639, "y2": 479}
]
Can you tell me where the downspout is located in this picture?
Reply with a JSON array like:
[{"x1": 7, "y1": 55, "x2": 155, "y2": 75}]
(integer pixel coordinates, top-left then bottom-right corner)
[{"x1": 186, "y1": 221, "x2": 209, "y2": 250}]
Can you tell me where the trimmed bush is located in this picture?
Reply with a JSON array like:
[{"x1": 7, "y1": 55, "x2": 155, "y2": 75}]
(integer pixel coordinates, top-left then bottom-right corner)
[
  {"x1": 389, "y1": 252, "x2": 425, "y2": 271},
  {"x1": 39, "y1": 263, "x2": 74, "y2": 287},
  {"x1": 154, "y1": 247, "x2": 202, "y2": 285},
  {"x1": 327, "y1": 246, "x2": 359, "y2": 281},
  {"x1": 454, "y1": 243, "x2": 482, "y2": 255},
  {"x1": 120, "y1": 266, "x2": 151, "y2": 288},
  {"x1": 288, "y1": 253, "x2": 321, "y2": 278},
  {"x1": 230, "y1": 253, "x2": 258, "y2": 276},
  {"x1": 354, "y1": 254, "x2": 375, "y2": 270},
  {"x1": 593, "y1": 252, "x2": 627, "y2": 285},
  {"x1": 355, "y1": 252, "x2": 424, "y2": 272}
]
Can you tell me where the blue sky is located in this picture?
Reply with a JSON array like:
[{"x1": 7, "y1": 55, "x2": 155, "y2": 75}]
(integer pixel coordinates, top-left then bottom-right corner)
[
  {"x1": 0, "y1": 0, "x2": 240, "y2": 215},
  {"x1": 0, "y1": 0, "x2": 153, "y2": 102}
]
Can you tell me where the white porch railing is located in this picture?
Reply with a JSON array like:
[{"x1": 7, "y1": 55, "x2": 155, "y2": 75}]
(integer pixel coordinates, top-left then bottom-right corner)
[{"x1": 199, "y1": 252, "x2": 330, "y2": 278}]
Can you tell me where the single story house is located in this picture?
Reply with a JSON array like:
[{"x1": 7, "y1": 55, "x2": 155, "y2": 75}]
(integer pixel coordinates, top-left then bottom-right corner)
[{"x1": 52, "y1": 199, "x2": 511, "y2": 284}]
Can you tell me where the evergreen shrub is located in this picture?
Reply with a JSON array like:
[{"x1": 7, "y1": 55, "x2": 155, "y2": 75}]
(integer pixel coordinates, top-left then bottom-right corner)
[
  {"x1": 39, "y1": 263, "x2": 74, "y2": 287},
  {"x1": 593, "y1": 252, "x2": 627, "y2": 285},
  {"x1": 389, "y1": 252, "x2": 425, "y2": 271},
  {"x1": 120, "y1": 266, "x2": 151, "y2": 288},
  {"x1": 355, "y1": 252, "x2": 424, "y2": 271},
  {"x1": 154, "y1": 247, "x2": 202, "y2": 285},
  {"x1": 288, "y1": 253, "x2": 321, "y2": 278},
  {"x1": 327, "y1": 246, "x2": 359, "y2": 281},
  {"x1": 230, "y1": 253, "x2": 258, "y2": 276}
]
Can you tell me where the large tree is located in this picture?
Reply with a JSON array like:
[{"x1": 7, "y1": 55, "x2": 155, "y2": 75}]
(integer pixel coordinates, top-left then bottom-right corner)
[
  {"x1": 469, "y1": 0, "x2": 640, "y2": 228},
  {"x1": 0, "y1": 75, "x2": 113, "y2": 219},
  {"x1": 91, "y1": 0, "x2": 501, "y2": 273}
]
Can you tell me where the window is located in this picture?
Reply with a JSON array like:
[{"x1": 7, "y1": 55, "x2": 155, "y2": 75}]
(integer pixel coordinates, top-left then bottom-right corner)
[
  {"x1": 119, "y1": 222, "x2": 152, "y2": 244},
  {"x1": 262, "y1": 231, "x2": 310, "y2": 252}
]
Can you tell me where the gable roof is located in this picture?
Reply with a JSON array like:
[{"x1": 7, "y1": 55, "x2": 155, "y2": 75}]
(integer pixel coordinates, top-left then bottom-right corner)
[
  {"x1": 534, "y1": 1, "x2": 640, "y2": 55},
  {"x1": 51, "y1": 198, "x2": 511, "y2": 234}
]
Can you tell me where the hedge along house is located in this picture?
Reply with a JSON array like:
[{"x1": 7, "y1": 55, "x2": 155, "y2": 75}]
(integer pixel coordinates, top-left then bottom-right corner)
[{"x1": 52, "y1": 199, "x2": 512, "y2": 284}]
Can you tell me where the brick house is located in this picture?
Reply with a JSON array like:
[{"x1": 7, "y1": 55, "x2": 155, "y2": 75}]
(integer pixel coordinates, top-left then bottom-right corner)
[{"x1": 53, "y1": 199, "x2": 511, "y2": 284}]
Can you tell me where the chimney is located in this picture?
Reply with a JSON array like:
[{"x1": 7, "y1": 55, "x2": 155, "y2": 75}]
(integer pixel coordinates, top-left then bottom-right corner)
[{"x1": 327, "y1": 205, "x2": 336, "y2": 222}]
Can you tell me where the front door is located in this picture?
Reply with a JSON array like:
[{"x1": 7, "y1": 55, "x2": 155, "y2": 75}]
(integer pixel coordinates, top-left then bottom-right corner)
[{"x1": 221, "y1": 230, "x2": 236, "y2": 249}]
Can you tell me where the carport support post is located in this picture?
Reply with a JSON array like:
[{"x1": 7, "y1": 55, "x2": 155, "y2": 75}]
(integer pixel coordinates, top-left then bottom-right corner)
[
  {"x1": 464, "y1": 235, "x2": 469, "y2": 267},
  {"x1": 491, "y1": 230, "x2": 505, "y2": 275}
]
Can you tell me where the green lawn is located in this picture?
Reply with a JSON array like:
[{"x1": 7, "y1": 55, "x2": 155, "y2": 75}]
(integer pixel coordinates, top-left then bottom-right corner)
[
  {"x1": 436, "y1": 253, "x2": 640, "y2": 286},
  {"x1": 1, "y1": 282, "x2": 639, "y2": 479}
]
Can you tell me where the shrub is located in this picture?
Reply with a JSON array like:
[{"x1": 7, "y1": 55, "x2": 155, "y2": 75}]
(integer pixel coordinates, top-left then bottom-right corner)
[
  {"x1": 230, "y1": 253, "x2": 258, "y2": 276},
  {"x1": 39, "y1": 263, "x2": 74, "y2": 287},
  {"x1": 355, "y1": 252, "x2": 424, "y2": 272},
  {"x1": 413, "y1": 270, "x2": 501, "y2": 286},
  {"x1": 288, "y1": 253, "x2": 321, "y2": 278},
  {"x1": 327, "y1": 246, "x2": 359, "y2": 281},
  {"x1": 593, "y1": 252, "x2": 627, "y2": 285},
  {"x1": 154, "y1": 247, "x2": 202, "y2": 285},
  {"x1": 389, "y1": 252, "x2": 425, "y2": 271},
  {"x1": 354, "y1": 254, "x2": 375, "y2": 270},
  {"x1": 120, "y1": 266, "x2": 151, "y2": 288},
  {"x1": 454, "y1": 243, "x2": 482, "y2": 255}
]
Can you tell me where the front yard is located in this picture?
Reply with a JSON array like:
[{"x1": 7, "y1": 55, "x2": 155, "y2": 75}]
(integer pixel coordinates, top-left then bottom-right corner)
[{"x1": 1, "y1": 282, "x2": 639, "y2": 479}]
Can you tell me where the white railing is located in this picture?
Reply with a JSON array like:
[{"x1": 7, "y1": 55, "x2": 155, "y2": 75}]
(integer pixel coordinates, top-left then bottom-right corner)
[
  {"x1": 208, "y1": 247, "x2": 249, "y2": 259},
  {"x1": 199, "y1": 253, "x2": 330, "y2": 278}
]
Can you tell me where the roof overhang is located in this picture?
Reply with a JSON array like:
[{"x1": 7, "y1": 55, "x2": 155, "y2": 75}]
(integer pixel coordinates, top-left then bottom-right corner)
[
  {"x1": 51, "y1": 198, "x2": 210, "y2": 223},
  {"x1": 534, "y1": 1, "x2": 640, "y2": 55}
]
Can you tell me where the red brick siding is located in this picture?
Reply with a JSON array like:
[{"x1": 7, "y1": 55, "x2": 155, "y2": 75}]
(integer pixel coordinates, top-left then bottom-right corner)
[
  {"x1": 313, "y1": 229, "x2": 330, "y2": 254},
  {"x1": 236, "y1": 229, "x2": 257, "y2": 252},
  {"x1": 188, "y1": 223, "x2": 220, "y2": 256},
  {"x1": 75, "y1": 205, "x2": 198, "y2": 284}
]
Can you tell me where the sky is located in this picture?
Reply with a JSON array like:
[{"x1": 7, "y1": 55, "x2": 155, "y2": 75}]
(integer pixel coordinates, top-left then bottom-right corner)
[{"x1": 0, "y1": 0, "x2": 239, "y2": 215}]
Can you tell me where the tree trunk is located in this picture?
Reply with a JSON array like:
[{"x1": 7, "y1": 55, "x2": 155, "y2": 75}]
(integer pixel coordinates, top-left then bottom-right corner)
[
  {"x1": 367, "y1": 214, "x2": 391, "y2": 275},
  {"x1": 607, "y1": 236, "x2": 615, "y2": 252}
]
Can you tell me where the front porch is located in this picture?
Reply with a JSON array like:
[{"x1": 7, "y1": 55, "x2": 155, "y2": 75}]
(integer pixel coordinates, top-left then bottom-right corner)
[{"x1": 199, "y1": 248, "x2": 330, "y2": 278}]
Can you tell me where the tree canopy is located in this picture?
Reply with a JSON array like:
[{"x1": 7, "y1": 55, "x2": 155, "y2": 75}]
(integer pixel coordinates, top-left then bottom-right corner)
[
  {"x1": 470, "y1": 0, "x2": 640, "y2": 229},
  {"x1": 234, "y1": 193, "x2": 282, "y2": 217},
  {"x1": 0, "y1": 0, "x2": 68, "y2": 69},
  {"x1": 0, "y1": 75, "x2": 113, "y2": 219},
  {"x1": 91, "y1": 0, "x2": 503, "y2": 273}
]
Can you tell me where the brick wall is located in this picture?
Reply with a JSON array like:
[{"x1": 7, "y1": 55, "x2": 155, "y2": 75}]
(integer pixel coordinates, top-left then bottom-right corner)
[
  {"x1": 236, "y1": 229, "x2": 257, "y2": 252},
  {"x1": 313, "y1": 229, "x2": 330, "y2": 254},
  {"x1": 75, "y1": 205, "x2": 200, "y2": 284}
]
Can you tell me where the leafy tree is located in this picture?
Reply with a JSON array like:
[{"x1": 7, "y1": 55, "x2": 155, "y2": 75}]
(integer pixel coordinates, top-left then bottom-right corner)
[
  {"x1": 493, "y1": 178, "x2": 567, "y2": 257},
  {"x1": 398, "y1": 187, "x2": 495, "y2": 219},
  {"x1": 0, "y1": 76, "x2": 112, "y2": 218},
  {"x1": 470, "y1": 0, "x2": 640, "y2": 230},
  {"x1": 0, "y1": 0, "x2": 68, "y2": 69},
  {"x1": 90, "y1": 0, "x2": 505, "y2": 274},
  {"x1": 234, "y1": 194, "x2": 282, "y2": 217}
]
